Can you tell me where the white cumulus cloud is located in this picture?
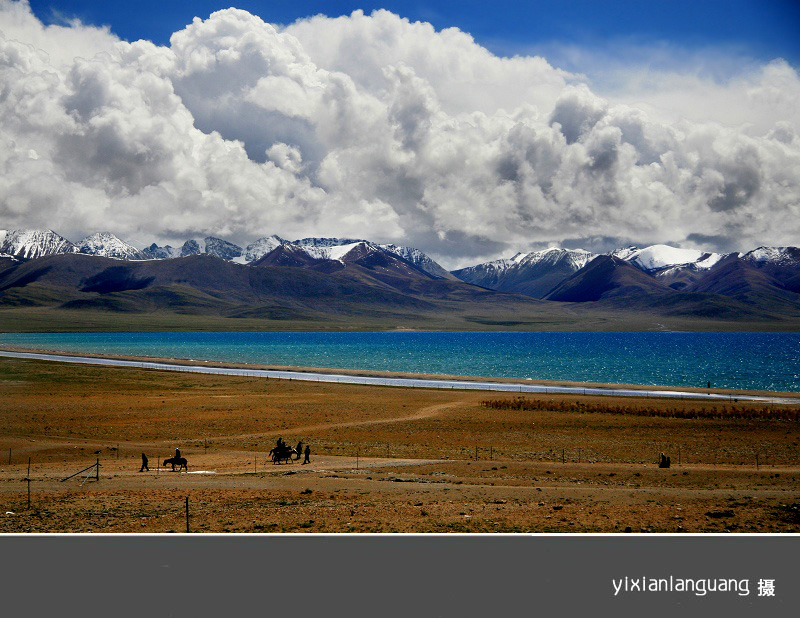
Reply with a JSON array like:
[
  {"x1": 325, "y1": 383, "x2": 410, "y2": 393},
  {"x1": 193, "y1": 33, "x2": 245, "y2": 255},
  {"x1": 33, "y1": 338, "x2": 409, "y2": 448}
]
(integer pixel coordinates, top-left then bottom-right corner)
[{"x1": 0, "y1": 1, "x2": 798, "y2": 268}]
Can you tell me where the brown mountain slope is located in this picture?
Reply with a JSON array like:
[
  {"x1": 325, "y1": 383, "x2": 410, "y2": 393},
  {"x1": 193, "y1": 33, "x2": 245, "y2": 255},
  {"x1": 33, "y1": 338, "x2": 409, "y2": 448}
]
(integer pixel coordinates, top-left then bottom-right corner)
[
  {"x1": 544, "y1": 256, "x2": 672, "y2": 302},
  {"x1": 686, "y1": 257, "x2": 800, "y2": 313}
]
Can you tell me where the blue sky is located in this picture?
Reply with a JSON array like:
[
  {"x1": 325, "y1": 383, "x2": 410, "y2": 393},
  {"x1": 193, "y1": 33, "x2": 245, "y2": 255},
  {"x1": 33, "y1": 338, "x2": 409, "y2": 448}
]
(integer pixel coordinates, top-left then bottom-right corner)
[{"x1": 28, "y1": 0, "x2": 800, "y2": 68}]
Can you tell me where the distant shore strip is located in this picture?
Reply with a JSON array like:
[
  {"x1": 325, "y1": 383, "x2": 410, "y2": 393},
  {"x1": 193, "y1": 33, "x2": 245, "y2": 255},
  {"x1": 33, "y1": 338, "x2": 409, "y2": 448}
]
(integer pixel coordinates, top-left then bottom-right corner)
[{"x1": 0, "y1": 350, "x2": 796, "y2": 405}]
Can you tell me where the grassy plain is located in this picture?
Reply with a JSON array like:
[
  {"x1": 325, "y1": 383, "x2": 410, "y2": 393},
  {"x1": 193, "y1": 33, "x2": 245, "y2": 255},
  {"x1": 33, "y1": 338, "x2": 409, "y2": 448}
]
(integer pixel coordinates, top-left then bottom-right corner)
[
  {"x1": 1, "y1": 357, "x2": 799, "y2": 533},
  {"x1": 2, "y1": 305, "x2": 800, "y2": 332}
]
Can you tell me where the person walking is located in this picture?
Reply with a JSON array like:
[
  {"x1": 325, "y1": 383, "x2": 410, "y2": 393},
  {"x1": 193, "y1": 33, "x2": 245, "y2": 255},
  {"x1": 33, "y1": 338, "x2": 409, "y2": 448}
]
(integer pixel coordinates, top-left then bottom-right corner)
[
  {"x1": 303, "y1": 444, "x2": 311, "y2": 464},
  {"x1": 295, "y1": 441, "x2": 303, "y2": 461},
  {"x1": 139, "y1": 452, "x2": 149, "y2": 472}
]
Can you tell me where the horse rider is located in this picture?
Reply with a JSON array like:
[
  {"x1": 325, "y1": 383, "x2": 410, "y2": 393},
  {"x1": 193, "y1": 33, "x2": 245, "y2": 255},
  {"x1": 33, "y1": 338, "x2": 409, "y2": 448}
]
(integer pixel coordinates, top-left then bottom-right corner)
[{"x1": 175, "y1": 447, "x2": 181, "y2": 460}]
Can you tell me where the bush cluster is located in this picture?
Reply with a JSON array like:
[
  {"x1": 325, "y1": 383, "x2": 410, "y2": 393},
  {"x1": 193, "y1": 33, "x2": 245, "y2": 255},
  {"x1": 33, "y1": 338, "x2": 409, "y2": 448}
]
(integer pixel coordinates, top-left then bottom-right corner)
[{"x1": 480, "y1": 396, "x2": 800, "y2": 421}]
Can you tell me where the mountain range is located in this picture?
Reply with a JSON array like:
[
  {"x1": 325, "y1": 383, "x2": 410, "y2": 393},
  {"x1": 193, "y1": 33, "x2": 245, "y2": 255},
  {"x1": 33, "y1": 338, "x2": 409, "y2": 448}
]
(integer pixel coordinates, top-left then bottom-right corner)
[
  {"x1": 1, "y1": 228, "x2": 799, "y2": 330},
  {"x1": 0, "y1": 229, "x2": 455, "y2": 280},
  {"x1": 455, "y1": 243, "x2": 800, "y2": 312}
]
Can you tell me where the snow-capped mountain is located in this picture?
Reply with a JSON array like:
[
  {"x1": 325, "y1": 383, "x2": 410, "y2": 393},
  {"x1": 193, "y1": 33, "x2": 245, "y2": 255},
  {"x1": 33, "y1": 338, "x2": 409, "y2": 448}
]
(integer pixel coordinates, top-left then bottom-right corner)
[
  {"x1": 737, "y1": 246, "x2": 800, "y2": 295},
  {"x1": 607, "y1": 245, "x2": 726, "y2": 290},
  {"x1": 291, "y1": 237, "x2": 366, "y2": 260},
  {"x1": 179, "y1": 240, "x2": 202, "y2": 257},
  {"x1": 0, "y1": 228, "x2": 452, "y2": 280},
  {"x1": 244, "y1": 235, "x2": 287, "y2": 262},
  {"x1": 522, "y1": 247, "x2": 596, "y2": 270},
  {"x1": 204, "y1": 237, "x2": 243, "y2": 261},
  {"x1": 0, "y1": 229, "x2": 75, "y2": 259},
  {"x1": 142, "y1": 243, "x2": 182, "y2": 260},
  {"x1": 379, "y1": 244, "x2": 458, "y2": 280},
  {"x1": 452, "y1": 247, "x2": 596, "y2": 297},
  {"x1": 611, "y1": 245, "x2": 723, "y2": 273},
  {"x1": 75, "y1": 232, "x2": 145, "y2": 260},
  {"x1": 740, "y1": 246, "x2": 800, "y2": 267},
  {"x1": 450, "y1": 253, "x2": 526, "y2": 287},
  {"x1": 289, "y1": 237, "x2": 453, "y2": 279},
  {"x1": 5, "y1": 226, "x2": 797, "y2": 306}
]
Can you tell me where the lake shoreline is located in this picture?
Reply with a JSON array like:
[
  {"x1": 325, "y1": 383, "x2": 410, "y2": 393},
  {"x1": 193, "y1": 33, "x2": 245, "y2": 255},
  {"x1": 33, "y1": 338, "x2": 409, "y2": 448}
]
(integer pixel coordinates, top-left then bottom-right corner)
[{"x1": 1, "y1": 346, "x2": 798, "y2": 402}]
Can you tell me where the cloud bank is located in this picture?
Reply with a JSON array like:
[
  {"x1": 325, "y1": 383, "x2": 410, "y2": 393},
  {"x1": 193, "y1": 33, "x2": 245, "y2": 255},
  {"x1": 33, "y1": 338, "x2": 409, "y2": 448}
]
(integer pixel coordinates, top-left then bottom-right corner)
[{"x1": 0, "y1": 1, "x2": 798, "y2": 267}]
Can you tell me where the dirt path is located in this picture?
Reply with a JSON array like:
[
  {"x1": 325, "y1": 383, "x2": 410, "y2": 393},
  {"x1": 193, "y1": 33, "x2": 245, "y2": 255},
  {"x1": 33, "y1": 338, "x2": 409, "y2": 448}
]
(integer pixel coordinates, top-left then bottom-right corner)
[
  {"x1": 194, "y1": 400, "x2": 465, "y2": 443},
  {"x1": 280, "y1": 400, "x2": 462, "y2": 434}
]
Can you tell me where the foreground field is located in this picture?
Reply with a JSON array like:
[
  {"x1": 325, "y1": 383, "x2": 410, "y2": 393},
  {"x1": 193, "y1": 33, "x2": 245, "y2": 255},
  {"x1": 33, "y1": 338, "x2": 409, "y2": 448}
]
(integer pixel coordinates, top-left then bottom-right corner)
[{"x1": 1, "y1": 357, "x2": 798, "y2": 533}]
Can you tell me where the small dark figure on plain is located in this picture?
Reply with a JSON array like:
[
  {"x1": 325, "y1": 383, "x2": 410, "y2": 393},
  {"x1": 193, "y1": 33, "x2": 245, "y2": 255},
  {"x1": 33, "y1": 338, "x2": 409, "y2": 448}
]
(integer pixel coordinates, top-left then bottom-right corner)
[
  {"x1": 163, "y1": 456, "x2": 188, "y2": 471},
  {"x1": 139, "y1": 452, "x2": 149, "y2": 472},
  {"x1": 303, "y1": 444, "x2": 311, "y2": 464},
  {"x1": 658, "y1": 453, "x2": 671, "y2": 468},
  {"x1": 295, "y1": 441, "x2": 303, "y2": 460},
  {"x1": 175, "y1": 447, "x2": 181, "y2": 460}
]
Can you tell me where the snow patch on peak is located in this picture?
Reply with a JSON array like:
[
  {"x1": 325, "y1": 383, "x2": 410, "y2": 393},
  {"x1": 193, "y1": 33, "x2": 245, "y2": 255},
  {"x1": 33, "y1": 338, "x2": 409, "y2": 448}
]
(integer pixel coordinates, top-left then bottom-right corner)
[
  {"x1": 1, "y1": 229, "x2": 75, "y2": 259},
  {"x1": 294, "y1": 237, "x2": 367, "y2": 249},
  {"x1": 518, "y1": 247, "x2": 597, "y2": 270},
  {"x1": 245, "y1": 235, "x2": 287, "y2": 262},
  {"x1": 450, "y1": 255, "x2": 523, "y2": 284},
  {"x1": 293, "y1": 238, "x2": 367, "y2": 261},
  {"x1": 141, "y1": 243, "x2": 182, "y2": 260},
  {"x1": 204, "y1": 237, "x2": 243, "y2": 261},
  {"x1": 379, "y1": 243, "x2": 421, "y2": 261},
  {"x1": 328, "y1": 242, "x2": 368, "y2": 261},
  {"x1": 616, "y1": 245, "x2": 722, "y2": 272},
  {"x1": 741, "y1": 246, "x2": 799, "y2": 266},
  {"x1": 379, "y1": 244, "x2": 456, "y2": 279},
  {"x1": 180, "y1": 240, "x2": 202, "y2": 257},
  {"x1": 609, "y1": 246, "x2": 640, "y2": 261},
  {"x1": 76, "y1": 232, "x2": 143, "y2": 260}
]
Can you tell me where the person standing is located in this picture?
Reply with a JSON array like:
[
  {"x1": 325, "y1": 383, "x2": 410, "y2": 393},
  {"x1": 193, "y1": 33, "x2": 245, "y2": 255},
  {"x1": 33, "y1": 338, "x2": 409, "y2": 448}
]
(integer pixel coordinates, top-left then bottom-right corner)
[
  {"x1": 295, "y1": 441, "x2": 303, "y2": 460},
  {"x1": 303, "y1": 444, "x2": 311, "y2": 464},
  {"x1": 140, "y1": 452, "x2": 149, "y2": 472}
]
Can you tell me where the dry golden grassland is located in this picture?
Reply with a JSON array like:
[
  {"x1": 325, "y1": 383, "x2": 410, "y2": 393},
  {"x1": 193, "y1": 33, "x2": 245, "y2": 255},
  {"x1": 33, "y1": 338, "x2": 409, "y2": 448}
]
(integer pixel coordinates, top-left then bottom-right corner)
[{"x1": 1, "y1": 357, "x2": 799, "y2": 533}]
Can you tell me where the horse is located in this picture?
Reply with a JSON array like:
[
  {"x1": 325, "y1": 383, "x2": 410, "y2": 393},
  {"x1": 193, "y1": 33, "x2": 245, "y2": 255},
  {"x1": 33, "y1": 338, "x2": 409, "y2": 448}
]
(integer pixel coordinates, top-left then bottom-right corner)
[
  {"x1": 163, "y1": 456, "x2": 188, "y2": 471},
  {"x1": 269, "y1": 446, "x2": 297, "y2": 464}
]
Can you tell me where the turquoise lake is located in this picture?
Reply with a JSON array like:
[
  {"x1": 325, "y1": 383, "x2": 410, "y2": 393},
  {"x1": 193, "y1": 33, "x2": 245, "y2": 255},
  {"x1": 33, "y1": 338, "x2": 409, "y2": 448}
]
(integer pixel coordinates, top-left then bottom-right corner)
[{"x1": 0, "y1": 332, "x2": 797, "y2": 392}]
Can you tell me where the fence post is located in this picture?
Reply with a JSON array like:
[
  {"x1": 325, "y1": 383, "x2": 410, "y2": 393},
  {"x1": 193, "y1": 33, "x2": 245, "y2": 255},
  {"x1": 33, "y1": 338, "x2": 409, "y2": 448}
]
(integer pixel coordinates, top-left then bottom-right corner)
[
  {"x1": 756, "y1": 453, "x2": 759, "y2": 470},
  {"x1": 96, "y1": 458, "x2": 99, "y2": 481},
  {"x1": 356, "y1": 449, "x2": 359, "y2": 470},
  {"x1": 562, "y1": 449, "x2": 565, "y2": 464}
]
